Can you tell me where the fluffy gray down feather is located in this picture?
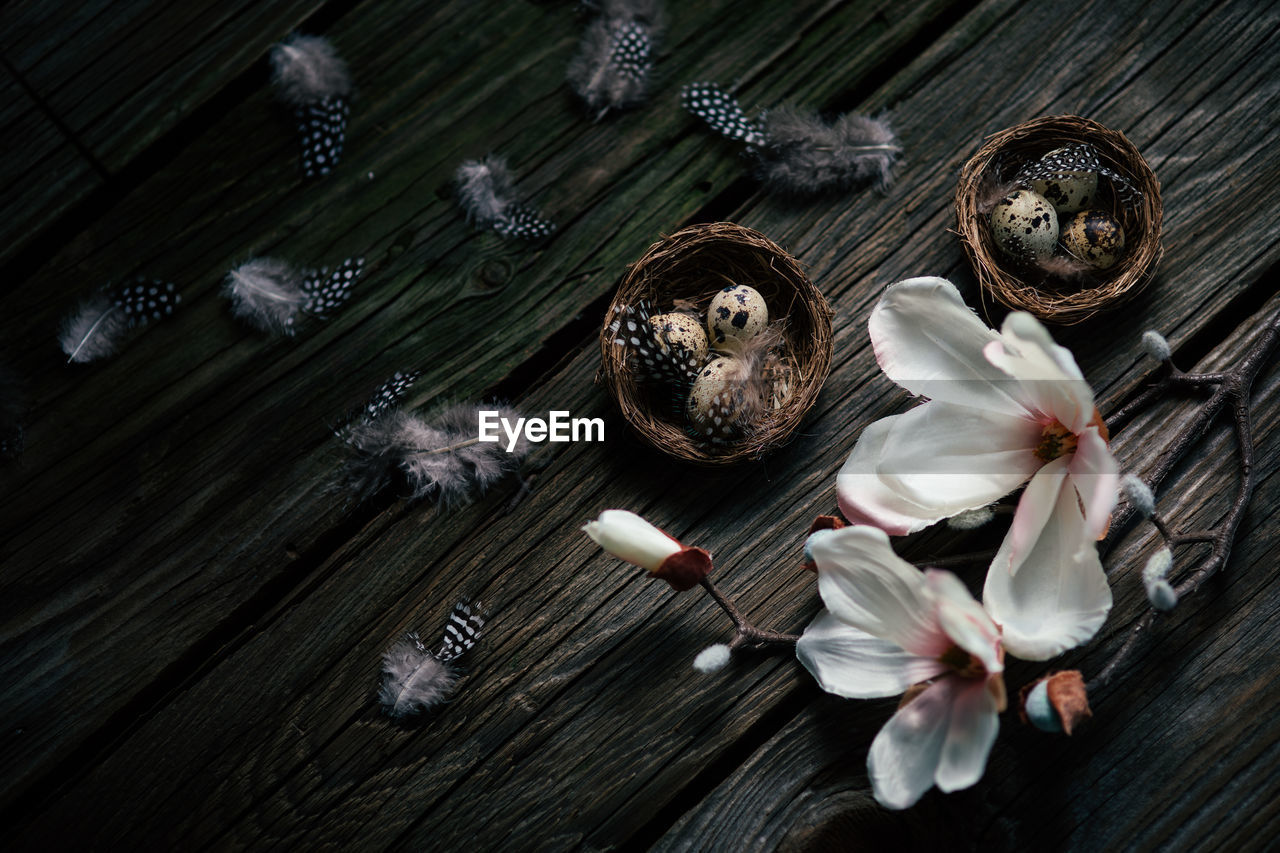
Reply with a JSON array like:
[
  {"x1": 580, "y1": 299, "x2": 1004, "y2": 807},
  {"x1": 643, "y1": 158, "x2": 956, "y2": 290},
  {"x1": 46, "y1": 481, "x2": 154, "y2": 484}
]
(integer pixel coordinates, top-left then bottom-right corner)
[
  {"x1": 222, "y1": 258, "x2": 305, "y2": 335},
  {"x1": 343, "y1": 404, "x2": 531, "y2": 505},
  {"x1": 270, "y1": 34, "x2": 352, "y2": 105},
  {"x1": 59, "y1": 294, "x2": 132, "y2": 363},
  {"x1": 756, "y1": 107, "x2": 900, "y2": 195},
  {"x1": 567, "y1": 0, "x2": 663, "y2": 115},
  {"x1": 379, "y1": 637, "x2": 456, "y2": 718},
  {"x1": 454, "y1": 156, "x2": 516, "y2": 225}
]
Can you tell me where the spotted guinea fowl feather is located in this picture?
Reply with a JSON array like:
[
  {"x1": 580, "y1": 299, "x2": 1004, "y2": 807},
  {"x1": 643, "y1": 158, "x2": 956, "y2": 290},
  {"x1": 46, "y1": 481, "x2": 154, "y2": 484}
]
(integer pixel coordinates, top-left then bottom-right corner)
[{"x1": 379, "y1": 599, "x2": 486, "y2": 718}]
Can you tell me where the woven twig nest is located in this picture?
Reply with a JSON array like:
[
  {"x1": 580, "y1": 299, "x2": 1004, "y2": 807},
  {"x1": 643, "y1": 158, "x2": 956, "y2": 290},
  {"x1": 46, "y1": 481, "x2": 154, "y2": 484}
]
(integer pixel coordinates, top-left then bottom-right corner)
[
  {"x1": 956, "y1": 115, "x2": 1163, "y2": 324},
  {"x1": 599, "y1": 222, "x2": 833, "y2": 465}
]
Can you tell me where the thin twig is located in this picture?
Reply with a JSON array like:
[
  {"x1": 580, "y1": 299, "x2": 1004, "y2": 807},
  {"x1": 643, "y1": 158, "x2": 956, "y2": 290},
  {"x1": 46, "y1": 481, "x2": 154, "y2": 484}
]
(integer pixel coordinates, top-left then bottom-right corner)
[
  {"x1": 1087, "y1": 308, "x2": 1279, "y2": 693},
  {"x1": 699, "y1": 577, "x2": 799, "y2": 651}
]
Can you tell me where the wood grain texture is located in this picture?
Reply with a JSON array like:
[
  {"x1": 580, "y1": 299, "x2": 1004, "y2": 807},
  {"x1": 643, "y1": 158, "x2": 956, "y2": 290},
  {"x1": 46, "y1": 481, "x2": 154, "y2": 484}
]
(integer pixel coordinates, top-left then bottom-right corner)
[{"x1": 2, "y1": 0, "x2": 1278, "y2": 848}]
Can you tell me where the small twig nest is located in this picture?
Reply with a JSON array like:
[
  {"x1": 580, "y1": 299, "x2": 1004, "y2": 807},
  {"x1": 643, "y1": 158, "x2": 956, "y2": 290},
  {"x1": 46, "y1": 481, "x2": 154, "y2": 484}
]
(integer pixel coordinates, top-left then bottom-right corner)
[
  {"x1": 955, "y1": 115, "x2": 1163, "y2": 324},
  {"x1": 598, "y1": 222, "x2": 833, "y2": 465}
]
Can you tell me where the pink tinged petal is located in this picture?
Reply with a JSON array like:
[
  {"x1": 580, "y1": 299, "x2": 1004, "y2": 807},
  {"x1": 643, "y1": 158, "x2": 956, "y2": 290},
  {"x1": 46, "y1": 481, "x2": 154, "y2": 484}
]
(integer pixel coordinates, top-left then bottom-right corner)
[
  {"x1": 809, "y1": 526, "x2": 948, "y2": 657},
  {"x1": 837, "y1": 402, "x2": 1043, "y2": 535},
  {"x1": 925, "y1": 570, "x2": 1003, "y2": 675},
  {"x1": 868, "y1": 675, "x2": 998, "y2": 809},
  {"x1": 868, "y1": 277, "x2": 1032, "y2": 418},
  {"x1": 796, "y1": 609, "x2": 948, "y2": 699},
  {"x1": 982, "y1": 314, "x2": 1096, "y2": 433},
  {"x1": 1003, "y1": 457, "x2": 1071, "y2": 577},
  {"x1": 984, "y1": 479, "x2": 1113, "y2": 661},
  {"x1": 1069, "y1": 427, "x2": 1119, "y2": 539},
  {"x1": 935, "y1": 678, "x2": 1001, "y2": 793}
]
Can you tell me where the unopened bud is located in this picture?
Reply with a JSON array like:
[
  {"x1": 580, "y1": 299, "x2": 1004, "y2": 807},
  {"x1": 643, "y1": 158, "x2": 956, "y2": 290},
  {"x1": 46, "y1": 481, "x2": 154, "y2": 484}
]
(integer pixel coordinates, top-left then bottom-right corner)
[
  {"x1": 692, "y1": 644, "x2": 731, "y2": 673},
  {"x1": 947, "y1": 506, "x2": 995, "y2": 530},
  {"x1": 1147, "y1": 580, "x2": 1178, "y2": 611},
  {"x1": 1141, "y1": 330, "x2": 1171, "y2": 362},
  {"x1": 1142, "y1": 547, "x2": 1173, "y2": 587},
  {"x1": 1019, "y1": 670, "x2": 1092, "y2": 735}
]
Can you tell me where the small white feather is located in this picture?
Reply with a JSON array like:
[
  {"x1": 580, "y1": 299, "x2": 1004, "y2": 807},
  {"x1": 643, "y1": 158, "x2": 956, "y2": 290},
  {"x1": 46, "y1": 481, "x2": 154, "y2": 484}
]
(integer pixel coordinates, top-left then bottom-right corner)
[
  {"x1": 223, "y1": 258, "x2": 305, "y2": 335},
  {"x1": 455, "y1": 156, "x2": 515, "y2": 225},
  {"x1": 379, "y1": 635, "x2": 457, "y2": 718},
  {"x1": 59, "y1": 294, "x2": 131, "y2": 363},
  {"x1": 270, "y1": 34, "x2": 352, "y2": 105}
]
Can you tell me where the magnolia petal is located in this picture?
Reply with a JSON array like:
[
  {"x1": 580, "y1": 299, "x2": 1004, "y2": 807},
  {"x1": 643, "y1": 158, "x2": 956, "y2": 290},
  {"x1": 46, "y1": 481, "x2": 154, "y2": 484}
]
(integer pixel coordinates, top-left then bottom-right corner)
[
  {"x1": 796, "y1": 609, "x2": 948, "y2": 699},
  {"x1": 925, "y1": 571, "x2": 1002, "y2": 675},
  {"x1": 809, "y1": 526, "x2": 946, "y2": 657},
  {"x1": 935, "y1": 678, "x2": 1001, "y2": 793},
  {"x1": 837, "y1": 402, "x2": 1043, "y2": 535},
  {"x1": 1003, "y1": 457, "x2": 1071, "y2": 577},
  {"x1": 583, "y1": 509, "x2": 682, "y2": 571},
  {"x1": 982, "y1": 313, "x2": 1096, "y2": 433},
  {"x1": 868, "y1": 675, "x2": 997, "y2": 809},
  {"x1": 984, "y1": 480, "x2": 1113, "y2": 661},
  {"x1": 868, "y1": 277, "x2": 1031, "y2": 417},
  {"x1": 1069, "y1": 427, "x2": 1119, "y2": 539}
]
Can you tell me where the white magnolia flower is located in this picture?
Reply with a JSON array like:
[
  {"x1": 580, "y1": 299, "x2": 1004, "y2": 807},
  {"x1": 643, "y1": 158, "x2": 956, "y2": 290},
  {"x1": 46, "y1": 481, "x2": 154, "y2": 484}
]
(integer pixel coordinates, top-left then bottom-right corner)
[
  {"x1": 797, "y1": 526, "x2": 1007, "y2": 810},
  {"x1": 582, "y1": 509, "x2": 713, "y2": 591},
  {"x1": 837, "y1": 277, "x2": 1118, "y2": 659}
]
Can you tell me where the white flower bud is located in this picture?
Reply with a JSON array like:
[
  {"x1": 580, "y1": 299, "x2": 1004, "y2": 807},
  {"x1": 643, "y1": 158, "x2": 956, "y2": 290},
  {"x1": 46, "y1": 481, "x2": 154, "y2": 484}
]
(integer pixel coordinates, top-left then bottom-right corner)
[
  {"x1": 1141, "y1": 330, "x2": 1171, "y2": 362},
  {"x1": 583, "y1": 509, "x2": 683, "y2": 571},
  {"x1": 947, "y1": 506, "x2": 995, "y2": 530},
  {"x1": 1120, "y1": 473, "x2": 1155, "y2": 518},
  {"x1": 692, "y1": 644, "x2": 731, "y2": 673}
]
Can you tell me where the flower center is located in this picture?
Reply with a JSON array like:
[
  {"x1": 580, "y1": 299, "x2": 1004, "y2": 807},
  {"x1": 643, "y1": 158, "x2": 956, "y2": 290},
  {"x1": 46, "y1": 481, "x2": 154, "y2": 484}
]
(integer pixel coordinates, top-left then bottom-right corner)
[
  {"x1": 937, "y1": 644, "x2": 986, "y2": 679},
  {"x1": 1034, "y1": 419, "x2": 1078, "y2": 463}
]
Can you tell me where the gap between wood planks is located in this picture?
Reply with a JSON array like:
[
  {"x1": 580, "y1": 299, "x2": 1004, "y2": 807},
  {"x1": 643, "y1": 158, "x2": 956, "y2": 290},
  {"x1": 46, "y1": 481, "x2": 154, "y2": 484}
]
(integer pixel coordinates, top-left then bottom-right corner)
[
  {"x1": 0, "y1": 0, "x2": 364, "y2": 285},
  {"x1": 0, "y1": 0, "x2": 985, "y2": 828}
]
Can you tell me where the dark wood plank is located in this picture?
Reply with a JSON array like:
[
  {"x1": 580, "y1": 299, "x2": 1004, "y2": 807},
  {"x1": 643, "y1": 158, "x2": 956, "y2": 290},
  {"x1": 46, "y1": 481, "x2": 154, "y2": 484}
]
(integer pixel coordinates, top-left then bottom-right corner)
[
  {"x1": 0, "y1": 0, "x2": 326, "y2": 172},
  {"x1": 8, "y1": 0, "x2": 1278, "y2": 847},
  {"x1": 0, "y1": 67, "x2": 103, "y2": 269},
  {"x1": 655, "y1": 295, "x2": 1280, "y2": 851},
  {"x1": 0, "y1": 0, "x2": 957, "y2": 818}
]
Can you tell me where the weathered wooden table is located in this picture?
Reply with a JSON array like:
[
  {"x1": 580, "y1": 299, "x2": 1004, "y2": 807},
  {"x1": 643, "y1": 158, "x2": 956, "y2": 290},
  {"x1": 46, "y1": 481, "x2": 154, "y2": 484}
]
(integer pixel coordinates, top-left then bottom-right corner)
[{"x1": 2, "y1": 0, "x2": 1278, "y2": 848}]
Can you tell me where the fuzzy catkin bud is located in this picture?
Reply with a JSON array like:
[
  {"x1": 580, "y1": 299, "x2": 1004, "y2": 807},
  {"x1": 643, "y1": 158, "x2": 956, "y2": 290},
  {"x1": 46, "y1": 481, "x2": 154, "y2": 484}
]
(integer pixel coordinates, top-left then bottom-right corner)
[
  {"x1": 692, "y1": 644, "x2": 731, "y2": 673},
  {"x1": 1142, "y1": 547, "x2": 1178, "y2": 611},
  {"x1": 1141, "y1": 330, "x2": 1171, "y2": 362},
  {"x1": 947, "y1": 506, "x2": 995, "y2": 530},
  {"x1": 1120, "y1": 474, "x2": 1155, "y2": 518}
]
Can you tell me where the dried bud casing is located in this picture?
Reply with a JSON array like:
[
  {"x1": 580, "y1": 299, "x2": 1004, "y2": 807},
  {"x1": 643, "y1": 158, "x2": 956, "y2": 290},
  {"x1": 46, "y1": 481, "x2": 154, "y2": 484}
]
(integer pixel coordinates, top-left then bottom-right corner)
[
  {"x1": 1019, "y1": 670, "x2": 1092, "y2": 735},
  {"x1": 650, "y1": 546, "x2": 713, "y2": 592}
]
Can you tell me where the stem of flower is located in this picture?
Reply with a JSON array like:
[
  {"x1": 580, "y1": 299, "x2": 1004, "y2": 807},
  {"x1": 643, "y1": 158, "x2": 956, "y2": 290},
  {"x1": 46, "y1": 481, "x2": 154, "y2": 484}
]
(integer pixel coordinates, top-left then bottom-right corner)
[
  {"x1": 699, "y1": 577, "x2": 799, "y2": 651},
  {"x1": 1087, "y1": 307, "x2": 1279, "y2": 694}
]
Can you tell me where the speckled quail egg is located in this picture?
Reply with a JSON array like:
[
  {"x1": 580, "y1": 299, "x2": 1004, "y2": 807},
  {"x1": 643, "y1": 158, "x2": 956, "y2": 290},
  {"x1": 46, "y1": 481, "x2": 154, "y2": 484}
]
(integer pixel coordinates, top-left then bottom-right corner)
[
  {"x1": 686, "y1": 356, "x2": 742, "y2": 438},
  {"x1": 1031, "y1": 148, "x2": 1099, "y2": 214},
  {"x1": 707, "y1": 284, "x2": 768, "y2": 346},
  {"x1": 1061, "y1": 209, "x2": 1126, "y2": 270},
  {"x1": 651, "y1": 312, "x2": 709, "y2": 362},
  {"x1": 989, "y1": 189, "x2": 1059, "y2": 262}
]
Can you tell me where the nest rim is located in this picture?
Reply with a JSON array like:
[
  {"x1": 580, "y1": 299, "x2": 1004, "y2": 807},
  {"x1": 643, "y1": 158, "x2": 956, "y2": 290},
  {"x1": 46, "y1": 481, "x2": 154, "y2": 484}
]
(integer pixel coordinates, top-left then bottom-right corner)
[
  {"x1": 599, "y1": 222, "x2": 834, "y2": 466},
  {"x1": 955, "y1": 114, "x2": 1164, "y2": 324}
]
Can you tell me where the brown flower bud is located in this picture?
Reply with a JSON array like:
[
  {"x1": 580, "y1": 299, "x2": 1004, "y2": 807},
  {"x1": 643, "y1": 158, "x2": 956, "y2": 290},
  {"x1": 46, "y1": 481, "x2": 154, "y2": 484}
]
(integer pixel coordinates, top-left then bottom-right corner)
[{"x1": 1019, "y1": 670, "x2": 1092, "y2": 735}]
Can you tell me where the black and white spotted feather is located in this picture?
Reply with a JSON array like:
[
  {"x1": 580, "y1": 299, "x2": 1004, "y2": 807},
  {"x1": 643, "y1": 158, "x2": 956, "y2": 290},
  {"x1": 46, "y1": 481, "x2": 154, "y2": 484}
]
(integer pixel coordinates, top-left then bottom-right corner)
[
  {"x1": 340, "y1": 402, "x2": 531, "y2": 505},
  {"x1": 567, "y1": 0, "x2": 664, "y2": 117},
  {"x1": 683, "y1": 83, "x2": 901, "y2": 195},
  {"x1": 682, "y1": 82, "x2": 766, "y2": 147},
  {"x1": 334, "y1": 369, "x2": 421, "y2": 442},
  {"x1": 609, "y1": 301, "x2": 703, "y2": 389},
  {"x1": 58, "y1": 276, "x2": 181, "y2": 363},
  {"x1": 223, "y1": 256, "x2": 362, "y2": 335},
  {"x1": 379, "y1": 599, "x2": 486, "y2": 718},
  {"x1": 270, "y1": 34, "x2": 353, "y2": 178},
  {"x1": 454, "y1": 156, "x2": 555, "y2": 240},
  {"x1": 1014, "y1": 143, "x2": 1142, "y2": 207},
  {"x1": 0, "y1": 364, "x2": 26, "y2": 461}
]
